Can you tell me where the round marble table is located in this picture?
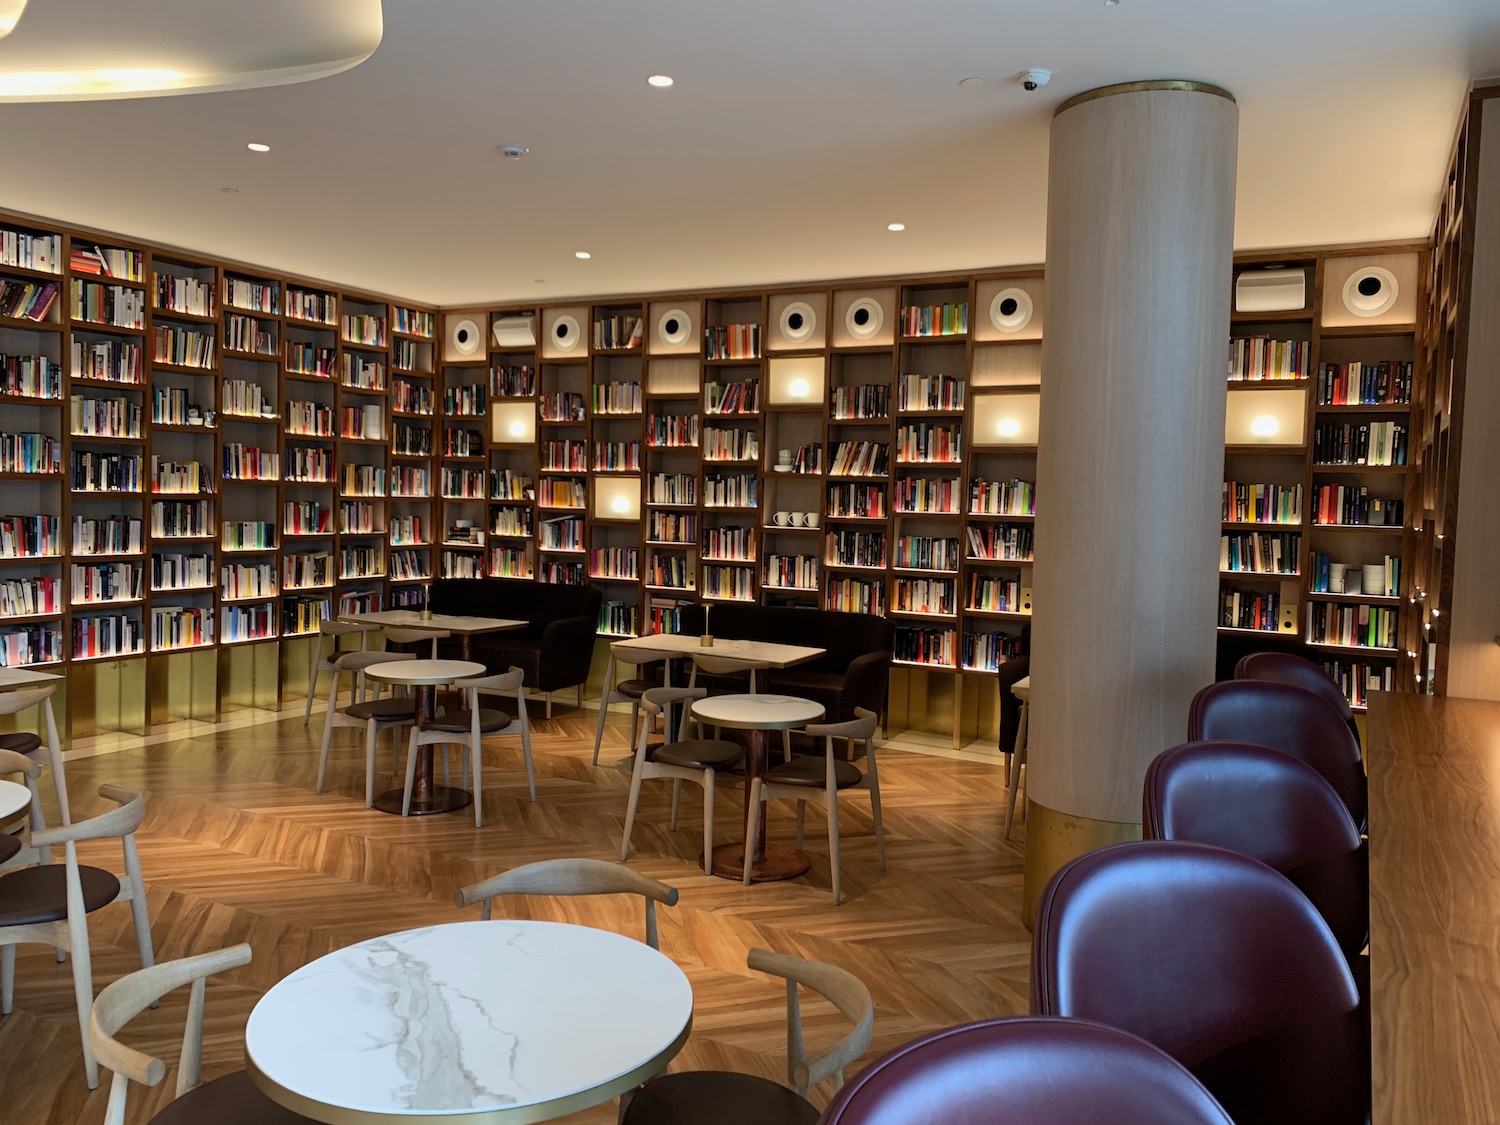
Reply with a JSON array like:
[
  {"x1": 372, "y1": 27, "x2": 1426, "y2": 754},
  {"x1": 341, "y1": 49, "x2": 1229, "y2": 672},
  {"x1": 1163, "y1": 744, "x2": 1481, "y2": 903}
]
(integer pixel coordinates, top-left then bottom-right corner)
[
  {"x1": 363, "y1": 659, "x2": 486, "y2": 816},
  {"x1": 690, "y1": 693, "x2": 825, "y2": 883},
  {"x1": 0, "y1": 778, "x2": 31, "y2": 834},
  {"x1": 246, "y1": 920, "x2": 694, "y2": 1123}
]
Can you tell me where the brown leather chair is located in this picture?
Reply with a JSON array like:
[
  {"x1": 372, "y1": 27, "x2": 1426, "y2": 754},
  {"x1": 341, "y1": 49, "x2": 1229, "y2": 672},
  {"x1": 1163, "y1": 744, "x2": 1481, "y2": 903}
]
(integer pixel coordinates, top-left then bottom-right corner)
[
  {"x1": 1144, "y1": 740, "x2": 1368, "y2": 958},
  {"x1": 1032, "y1": 841, "x2": 1369, "y2": 1125},
  {"x1": 1233, "y1": 651, "x2": 1361, "y2": 749},
  {"x1": 1187, "y1": 679, "x2": 1367, "y2": 827},
  {"x1": 817, "y1": 1016, "x2": 1235, "y2": 1125}
]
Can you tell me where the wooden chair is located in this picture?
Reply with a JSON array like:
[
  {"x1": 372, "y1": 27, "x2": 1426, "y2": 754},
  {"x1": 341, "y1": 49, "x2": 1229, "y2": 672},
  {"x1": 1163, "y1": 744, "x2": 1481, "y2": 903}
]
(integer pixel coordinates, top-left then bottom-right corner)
[
  {"x1": 622, "y1": 948, "x2": 874, "y2": 1124},
  {"x1": 0, "y1": 684, "x2": 69, "y2": 832},
  {"x1": 383, "y1": 624, "x2": 450, "y2": 659},
  {"x1": 315, "y1": 650, "x2": 418, "y2": 805},
  {"x1": 301, "y1": 619, "x2": 375, "y2": 726},
  {"x1": 743, "y1": 708, "x2": 885, "y2": 905},
  {"x1": 0, "y1": 784, "x2": 156, "y2": 1088},
  {"x1": 620, "y1": 687, "x2": 743, "y2": 874},
  {"x1": 402, "y1": 666, "x2": 535, "y2": 824},
  {"x1": 88, "y1": 943, "x2": 315, "y2": 1124},
  {"x1": 455, "y1": 857, "x2": 679, "y2": 950},
  {"x1": 593, "y1": 642, "x2": 675, "y2": 766},
  {"x1": 688, "y1": 652, "x2": 790, "y2": 761},
  {"x1": 1004, "y1": 674, "x2": 1030, "y2": 838},
  {"x1": 0, "y1": 747, "x2": 40, "y2": 867}
]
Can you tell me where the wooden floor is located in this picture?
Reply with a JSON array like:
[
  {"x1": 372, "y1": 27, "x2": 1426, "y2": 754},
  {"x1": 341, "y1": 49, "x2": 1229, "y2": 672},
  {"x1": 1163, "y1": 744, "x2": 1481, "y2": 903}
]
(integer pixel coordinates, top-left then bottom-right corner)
[{"x1": 0, "y1": 702, "x2": 1030, "y2": 1125}]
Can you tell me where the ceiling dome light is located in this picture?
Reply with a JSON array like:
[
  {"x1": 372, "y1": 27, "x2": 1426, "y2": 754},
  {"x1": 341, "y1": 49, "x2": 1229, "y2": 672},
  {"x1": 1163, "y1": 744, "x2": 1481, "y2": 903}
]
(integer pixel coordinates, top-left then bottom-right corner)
[
  {"x1": 574, "y1": 251, "x2": 591, "y2": 260},
  {"x1": 887, "y1": 223, "x2": 906, "y2": 232},
  {"x1": 647, "y1": 74, "x2": 674, "y2": 88},
  {"x1": 247, "y1": 142, "x2": 270, "y2": 152}
]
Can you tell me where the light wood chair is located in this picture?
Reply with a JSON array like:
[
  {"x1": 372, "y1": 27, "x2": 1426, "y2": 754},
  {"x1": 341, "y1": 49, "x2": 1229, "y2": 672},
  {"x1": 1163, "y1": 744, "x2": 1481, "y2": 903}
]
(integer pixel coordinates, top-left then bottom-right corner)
[
  {"x1": 402, "y1": 666, "x2": 534, "y2": 824},
  {"x1": 688, "y1": 652, "x2": 790, "y2": 762},
  {"x1": 620, "y1": 687, "x2": 743, "y2": 874},
  {"x1": 315, "y1": 651, "x2": 418, "y2": 805},
  {"x1": 455, "y1": 858, "x2": 679, "y2": 950},
  {"x1": 301, "y1": 620, "x2": 374, "y2": 726},
  {"x1": 383, "y1": 624, "x2": 450, "y2": 659},
  {"x1": 88, "y1": 942, "x2": 315, "y2": 1124},
  {"x1": 0, "y1": 683, "x2": 69, "y2": 829},
  {"x1": 743, "y1": 708, "x2": 885, "y2": 905},
  {"x1": 0, "y1": 747, "x2": 40, "y2": 869},
  {"x1": 1004, "y1": 676, "x2": 1030, "y2": 839},
  {"x1": 622, "y1": 948, "x2": 874, "y2": 1124},
  {"x1": 0, "y1": 784, "x2": 156, "y2": 1089},
  {"x1": 593, "y1": 642, "x2": 675, "y2": 765}
]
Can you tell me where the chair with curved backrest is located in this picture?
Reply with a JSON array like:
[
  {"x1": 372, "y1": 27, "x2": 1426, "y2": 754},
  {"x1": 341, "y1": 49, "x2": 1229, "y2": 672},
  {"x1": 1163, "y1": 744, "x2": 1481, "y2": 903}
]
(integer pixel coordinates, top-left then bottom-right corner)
[
  {"x1": 403, "y1": 666, "x2": 534, "y2": 824},
  {"x1": 593, "y1": 641, "x2": 674, "y2": 766},
  {"x1": 1187, "y1": 679, "x2": 1367, "y2": 826},
  {"x1": 0, "y1": 684, "x2": 69, "y2": 830},
  {"x1": 623, "y1": 948, "x2": 874, "y2": 1125},
  {"x1": 301, "y1": 619, "x2": 375, "y2": 726},
  {"x1": 818, "y1": 1016, "x2": 1235, "y2": 1125},
  {"x1": 455, "y1": 858, "x2": 678, "y2": 950},
  {"x1": 0, "y1": 784, "x2": 156, "y2": 1089},
  {"x1": 0, "y1": 747, "x2": 40, "y2": 867},
  {"x1": 315, "y1": 650, "x2": 418, "y2": 805},
  {"x1": 620, "y1": 687, "x2": 744, "y2": 874},
  {"x1": 1234, "y1": 652, "x2": 1361, "y2": 749},
  {"x1": 88, "y1": 943, "x2": 315, "y2": 1124},
  {"x1": 1144, "y1": 740, "x2": 1368, "y2": 958},
  {"x1": 743, "y1": 708, "x2": 885, "y2": 905},
  {"x1": 383, "y1": 624, "x2": 450, "y2": 659},
  {"x1": 1032, "y1": 841, "x2": 1369, "y2": 1125}
]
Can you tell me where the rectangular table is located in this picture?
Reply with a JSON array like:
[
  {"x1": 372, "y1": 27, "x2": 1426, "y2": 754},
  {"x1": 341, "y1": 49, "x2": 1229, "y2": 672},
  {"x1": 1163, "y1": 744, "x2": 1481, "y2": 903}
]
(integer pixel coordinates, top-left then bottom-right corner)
[
  {"x1": 0, "y1": 668, "x2": 63, "y2": 689},
  {"x1": 608, "y1": 633, "x2": 825, "y2": 670},
  {"x1": 337, "y1": 609, "x2": 527, "y2": 660},
  {"x1": 1367, "y1": 690, "x2": 1500, "y2": 1124}
]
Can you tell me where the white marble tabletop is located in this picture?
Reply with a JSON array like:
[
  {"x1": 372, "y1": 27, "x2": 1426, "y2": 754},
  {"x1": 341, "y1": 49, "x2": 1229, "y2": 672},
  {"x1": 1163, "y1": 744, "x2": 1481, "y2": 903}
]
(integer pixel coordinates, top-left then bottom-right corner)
[
  {"x1": 363, "y1": 659, "x2": 487, "y2": 687},
  {"x1": 691, "y1": 693, "x2": 825, "y2": 731},
  {"x1": 340, "y1": 610, "x2": 528, "y2": 636},
  {"x1": 0, "y1": 667, "x2": 62, "y2": 690},
  {"x1": 246, "y1": 920, "x2": 693, "y2": 1122},
  {"x1": 611, "y1": 634, "x2": 825, "y2": 670},
  {"x1": 0, "y1": 779, "x2": 30, "y2": 830}
]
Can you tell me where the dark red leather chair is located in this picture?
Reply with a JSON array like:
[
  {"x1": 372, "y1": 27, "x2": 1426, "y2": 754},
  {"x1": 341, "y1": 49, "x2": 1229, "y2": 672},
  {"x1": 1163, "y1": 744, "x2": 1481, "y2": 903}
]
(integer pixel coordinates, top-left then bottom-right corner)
[
  {"x1": 1187, "y1": 679, "x2": 1367, "y2": 826},
  {"x1": 1144, "y1": 740, "x2": 1367, "y2": 957},
  {"x1": 816, "y1": 1016, "x2": 1234, "y2": 1125},
  {"x1": 1233, "y1": 651, "x2": 1361, "y2": 748},
  {"x1": 1032, "y1": 841, "x2": 1369, "y2": 1125}
]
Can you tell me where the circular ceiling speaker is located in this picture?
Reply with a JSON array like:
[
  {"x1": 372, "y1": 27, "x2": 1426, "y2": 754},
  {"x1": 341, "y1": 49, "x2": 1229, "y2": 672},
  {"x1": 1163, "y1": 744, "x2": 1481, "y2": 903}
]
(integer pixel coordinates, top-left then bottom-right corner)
[
  {"x1": 449, "y1": 317, "x2": 481, "y2": 356},
  {"x1": 1341, "y1": 265, "x2": 1399, "y2": 318},
  {"x1": 989, "y1": 288, "x2": 1033, "y2": 333},
  {"x1": 658, "y1": 307, "x2": 691, "y2": 347},
  {"x1": 551, "y1": 314, "x2": 581, "y2": 352},
  {"x1": 845, "y1": 297, "x2": 884, "y2": 340},
  {"x1": 779, "y1": 300, "x2": 817, "y2": 345}
]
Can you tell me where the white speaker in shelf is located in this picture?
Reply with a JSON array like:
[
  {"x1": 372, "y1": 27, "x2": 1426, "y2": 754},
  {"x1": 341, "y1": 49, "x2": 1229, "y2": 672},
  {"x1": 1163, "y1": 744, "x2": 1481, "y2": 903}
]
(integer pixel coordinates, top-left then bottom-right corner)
[
  {"x1": 492, "y1": 314, "x2": 536, "y2": 348},
  {"x1": 447, "y1": 317, "x2": 482, "y2": 358},
  {"x1": 1235, "y1": 268, "x2": 1306, "y2": 313},
  {"x1": 657, "y1": 307, "x2": 692, "y2": 347},
  {"x1": 1340, "y1": 265, "x2": 1400, "y2": 318},
  {"x1": 779, "y1": 301, "x2": 817, "y2": 345},
  {"x1": 845, "y1": 297, "x2": 883, "y2": 340},
  {"x1": 989, "y1": 288, "x2": 1033, "y2": 334},
  {"x1": 551, "y1": 314, "x2": 582, "y2": 353}
]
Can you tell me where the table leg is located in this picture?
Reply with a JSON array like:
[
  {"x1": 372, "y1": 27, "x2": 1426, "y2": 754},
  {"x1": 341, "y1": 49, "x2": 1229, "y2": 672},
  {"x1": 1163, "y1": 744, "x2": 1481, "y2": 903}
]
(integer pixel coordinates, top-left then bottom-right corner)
[
  {"x1": 709, "y1": 728, "x2": 811, "y2": 882},
  {"x1": 372, "y1": 684, "x2": 473, "y2": 816}
]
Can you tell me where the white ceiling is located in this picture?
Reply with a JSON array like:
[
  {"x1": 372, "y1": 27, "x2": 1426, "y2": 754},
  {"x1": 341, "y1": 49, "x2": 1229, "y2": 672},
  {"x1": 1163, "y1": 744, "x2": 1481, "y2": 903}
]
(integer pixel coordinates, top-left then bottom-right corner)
[{"x1": 0, "y1": 0, "x2": 1496, "y2": 306}]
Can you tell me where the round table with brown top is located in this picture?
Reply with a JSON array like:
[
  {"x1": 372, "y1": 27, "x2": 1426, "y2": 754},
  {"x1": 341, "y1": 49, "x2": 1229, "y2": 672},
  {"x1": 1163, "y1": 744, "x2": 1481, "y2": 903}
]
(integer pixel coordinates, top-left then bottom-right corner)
[
  {"x1": 362, "y1": 659, "x2": 486, "y2": 816},
  {"x1": 689, "y1": 693, "x2": 826, "y2": 882}
]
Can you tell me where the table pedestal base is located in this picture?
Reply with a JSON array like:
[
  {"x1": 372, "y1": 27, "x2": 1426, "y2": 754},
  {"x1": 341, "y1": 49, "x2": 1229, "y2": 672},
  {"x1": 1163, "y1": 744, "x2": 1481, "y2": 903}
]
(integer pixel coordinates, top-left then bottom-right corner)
[
  {"x1": 710, "y1": 842, "x2": 810, "y2": 883},
  {"x1": 372, "y1": 785, "x2": 472, "y2": 816}
]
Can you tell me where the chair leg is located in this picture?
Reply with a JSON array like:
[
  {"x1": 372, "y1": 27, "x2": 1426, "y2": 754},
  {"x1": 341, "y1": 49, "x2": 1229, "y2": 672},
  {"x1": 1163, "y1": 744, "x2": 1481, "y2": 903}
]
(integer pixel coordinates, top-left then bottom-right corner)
[
  {"x1": 1, "y1": 945, "x2": 12, "y2": 1013},
  {"x1": 546, "y1": 692, "x2": 553, "y2": 720},
  {"x1": 743, "y1": 778, "x2": 764, "y2": 885},
  {"x1": 42, "y1": 700, "x2": 68, "y2": 826},
  {"x1": 470, "y1": 731, "x2": 484, "y2": 829},
  {"x1": 868, "y1": 780, "x2": 887, "y2": 872},
  {"x1": 1003, "y1": 742, "x2": 1025, "y2": 840},
  {"x1": 520, "y1": 722, "x2": 536, "y2": 803},
  {"x1": 401, "y1": 730, "x2": 420, "y2": 816},
  {"x1": 316, "y1": 693, "x2": 338, "y2": 795},
  {"x1": 781, "y1": 728, "x2": 792, "y2": 764},
  {"x1": 620, "y1": 760, "x2": 647, "y2": 862},
  {"x1": 701, "y1": 771, "x2": 715, "y2": 875},
  {"x1": 366, "y1": 722, "x2": 380, "y2": 808},
  {"x1": 592, "y1": 660, "x2": 615, "y2": 765},
  {"x1": 669, "y1": 779, "x2": 682, "y2": 831},
  {"x1": 303, "y1": 647, "x2": 320, "y2": 726},
  {"x1": 68, "y1": 915, "x2": 99, "y2": 1088},
  {"x1": 577, "y1": 683, "x2": 584, "y2": 708},
  {"x1": 827, "y1": 790, "x2": 842, "y2": 905}
]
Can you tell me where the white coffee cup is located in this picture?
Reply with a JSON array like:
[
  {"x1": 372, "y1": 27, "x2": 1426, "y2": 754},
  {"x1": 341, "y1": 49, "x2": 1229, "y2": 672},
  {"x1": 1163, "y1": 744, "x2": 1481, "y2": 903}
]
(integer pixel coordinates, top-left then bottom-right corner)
[
  {"x1": 803, "y1": 512, "x2": 820, "y2": 528},
  {"x1": 777, "y1": 448, "x2": 793, "y2": 465},
  {"x1": 773, "y1": 511, "x2": 791, "y2": 526}
]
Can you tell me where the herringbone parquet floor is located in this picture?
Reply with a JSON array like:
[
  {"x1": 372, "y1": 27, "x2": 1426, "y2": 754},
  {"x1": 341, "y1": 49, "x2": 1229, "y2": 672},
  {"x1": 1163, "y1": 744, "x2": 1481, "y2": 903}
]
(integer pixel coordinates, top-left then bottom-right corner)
[{"x1": 0, "y1": 702, "x2": 1029, "y2": 1124}]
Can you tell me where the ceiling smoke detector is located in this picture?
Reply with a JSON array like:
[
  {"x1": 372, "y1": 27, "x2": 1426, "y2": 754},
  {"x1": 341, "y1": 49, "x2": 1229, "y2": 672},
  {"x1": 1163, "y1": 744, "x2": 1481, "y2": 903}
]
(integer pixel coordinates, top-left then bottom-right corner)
[{"x1": 498, "y1": 144, "x2": 528, "y2": 158}]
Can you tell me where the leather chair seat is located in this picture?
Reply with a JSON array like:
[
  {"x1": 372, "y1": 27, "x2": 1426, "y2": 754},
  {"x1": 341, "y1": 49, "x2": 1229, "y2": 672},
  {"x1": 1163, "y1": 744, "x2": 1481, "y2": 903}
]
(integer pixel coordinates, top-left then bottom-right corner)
[
  {"x1": 423, "y1": 707, "x2": 516, "y2": 735},
  {"x1": 148, "y1": 1069, "x2": 317, "y2": 1124},
  {"x1": 0, "y1": 834, "x2": 19, "y2": 864},
  {"x1": 623, "y1": 1071, "x2": 819, "y2": 1125},
  {"x1": 0, "y1": 864, "x2": 120, "y2": 926},
  {"x1": 651, "y1": 739, "x2": 743, "y2": 771},
  {"x1": 0, "y1": 731, "x2": 41, "y2": 755},
  {"x1": 764, "y1": 756, "x2": 864, "y2": 790},
  {"x1": 618, "y1": 677, "x2": 659, "y2": 699},
  {"x1": 343, "y1": 698, "x2": 417, "y2": 722}
]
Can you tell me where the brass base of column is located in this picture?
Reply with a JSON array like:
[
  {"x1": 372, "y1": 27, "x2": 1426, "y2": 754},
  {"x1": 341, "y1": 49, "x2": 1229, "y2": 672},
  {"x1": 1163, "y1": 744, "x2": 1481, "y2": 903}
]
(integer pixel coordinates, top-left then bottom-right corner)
[{"x1": 1021, "y1": 799, "x2": 1141, "y2": 930}]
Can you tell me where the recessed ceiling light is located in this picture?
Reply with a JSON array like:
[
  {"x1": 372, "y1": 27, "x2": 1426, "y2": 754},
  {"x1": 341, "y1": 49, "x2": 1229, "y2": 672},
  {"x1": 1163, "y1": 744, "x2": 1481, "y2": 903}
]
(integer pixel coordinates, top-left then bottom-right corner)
[
  {"x1": 574, "y1": 251, "x2": 591, "y2": 260},
  {"x1": 958, "y1": 77, "x2": 985, "y2": 88},
  {"x1": 247, "y1": 142, "x2": 270, "y2": 152},
  {"x1": 887, "y1": 223, "x2": 906, "y2": 232},
  {"x1": 647, "y1": 74, "x2": 674, "y2": 88},
  {"x1": 498, "y1": 144, "x2": 528, "y2": 158}
]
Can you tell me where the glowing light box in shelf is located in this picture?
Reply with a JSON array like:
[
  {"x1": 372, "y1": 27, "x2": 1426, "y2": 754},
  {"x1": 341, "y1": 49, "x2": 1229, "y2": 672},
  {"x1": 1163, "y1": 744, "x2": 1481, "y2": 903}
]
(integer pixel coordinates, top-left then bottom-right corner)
[{"x1": 972, "y1": 391, "x2": 1040, "y2": 446}]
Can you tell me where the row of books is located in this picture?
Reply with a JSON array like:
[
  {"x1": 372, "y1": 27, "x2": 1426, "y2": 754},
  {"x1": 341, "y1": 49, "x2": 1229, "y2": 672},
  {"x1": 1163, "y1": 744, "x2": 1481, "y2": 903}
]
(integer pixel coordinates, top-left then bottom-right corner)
[
  {"x1": 1308, "y1": 603, "x2": 1397, "y2": 649},
  {"x1": 593, "y1": 381, "x2": 643, "y2": 414},
  {"x1": 72, "y1": 516, "x2": 138, "y2": 556},
  {"x1": 224, "y1": 277, "x2": 278, "y2": 315},
  {"x1": 223, "y1": 379, "x2": 273, "y2": 418},
  {"x1": 283, "y1": 596, "x2": 330, "y2": 635},
  {"x1": 1, "y1": 575, "x2": 60, "y2": 614},
  {"x1": 340, "y1": 464, "x2": 385, "y2": 496},
  {"x1": 490, "y1": 547, "x2": 531, "y2": 579},
  {"x1": 828, "y1": 482, "x2": 886, "y2": 519},
  {"x1": 895, "y1": 422, "x2": 962, "y2": 464},
  {"x1": 71, "y1": 450, "x2": 141, "y2": 492},
  {"x1": 599, "y1": 601, "x2": 638, "y2": 635},
  {"x1": 829, "y1": 441, "x2": 888, "y2": 476},
  {"x1": 339, "y1": 404, "x2": 384, "y2": 440},
  {"x1": 763, "y1": 554, "x2": 817, "y2": 589},
  {"x1": 702, "y1": 526, "x2": 753, "y2": 561},
  {"x1": 827, "y1": 576, "x2": 884, "y2": 615},
  {"x1": 152, "y1": 458, "x2": 209, "y2": 494},
  {"x1": 224, "y1": 315, "x2": 277, "y2": 357},
  {"x1": 393, "y1": 307, "x2": 434, "y2": 338},
  {"x1": 966, "y1": 525, "x2": 1034, "y2": 563},
  {"x1": 1309, "y1": 552, "x2": 1401, "y2": 598},
  {"x1": 967, "y1": 573, "x2": 1024, "y2": 614},
  {"x1": 702, "y1": 473, "x2": 758, "y2": 508},
  {"x1": 703, "y1": 427, "x2": 758, "y2": 462},
  {"x1": 223, "y1": 604, "x2": 277, "y2": 641},
  {"x1": 1312, "y1": 421, "x2": 1407, "y2": 467},
  {"x1": 74, "y1": 283, "x2": 144, "y2": 329},
  {"x1": 541, "y1": 392, "x2": 585, "y2": 422},
  {"x1": 393, "y1": 339, "x2": 430, "y2": 374},
  {"x1": 1320, "y1": 660, "x2": 1394, "y2": 709},
  {"x1": 389, "y1": 515, "x2": 427, "y2": 546},
  {"x1": 342, "y1": 313, "x2": 386, "y2": 347},
  {"x1": 647, "y1": 412, "x2": 698, "y2": 447},
  {"x1": 222, "y1": 445, "x2": 279, "y2": 481},
  {"x1": 892, "y1": 576, "x2": 957, "y2": 616},
  {"x1": 287, "y1": 343, "x2": 335, "y2": 376},
  {"x1": 284, "y1": 502, "x2": 332, "y2": 535},
  {"x1": 0, "y1": 624, "x2": 63, "y2": 667},
  {"x1": 285, "y1": 552, "x2": 333, "y2": 589},
  {"x1": 540, "y1": 440, "x2": 588, "y2": 472},
  {"x1": 1219, "y1": 588, "x2": 1283, "y2": 632},
  {"x1": 152, "y1": 606, "x2": 214, "y2": 649},
  {"x1": 831, "y1": 384, "x2": 889, "y2": 420},
  {"x1": 285, "y1": 399, "x2": 334, "y2": 436},
  {"x1": 648, "y1": 511, "x2": 694, "y2": 543},
  {"x1": 537, "y1": 478, "x2": 584, "y2": 508},
  {"x1": 961, "y1": 631, "x2": 1025, "y2": 673},
  {"x1": 705, "y1": 379, "x2": 759, "y2": 415},
  {"x1": 336, "y1": 591, "x2": 384, "y2": 615},
  {"x1": 701, "y1": 565, "x2": 753, "y2": 601},
  {"x1": 593, "y1": 441, "x2": 641, "y2": 472},
  {"x1": 490, "y1": 506, "x2": 532, "y2": 537},
  {"x1": 340, "y1": 545, "x2": 384, "y2": 579},
  {"x1": 154, "y1": 274, "x2": 213, "y2": 318},
  {"x1": 1, "y1": 354, "x2": 62, "y2": 399},
  {"x1": 440, "y1": 467, "x2": 484, "y2": 498},
  {"x1": 0, "y1": 432, "x2": 60, "y2": 474},
  {"x1": 1312, "y1": 486, "x2": 1402, "y2": 527},
  {"x1": 538, "y1": 559, "x2": 585, "y2": 585},
  {"x1": 339, "y1": 501, "x2": 381, "y2": 534},
  {"x1": 1228, "y1": 336, "x2": 1310, "y2": 381},
  {"x1": 1, "y1": 229, "x2": 60, "y2": 274},
  {"x1": 223, "y1": 521, "x2": 275, "y2": 550},
  {"x1": 894, "y1": 536, "x2": 960, "y2": 572},
  {"x1": 901, "y1": 303, "x2": 969, "y2": 337},
  {"x1": 540, "y1": 515, "x2": 585, "y2": 552},
  {"x1": 1223, "y1": 481, "x2": 1301, "y2": 525},
  {"x1": 590, "y1": 547, "x2": 639, "y2": 580},
  {"x1": 287, "y1": 288, "x2": 336, "y2": 326},
  {"x1": 647, "y1": 472, "x2": 696, "y2": 505},
  {"x1": 392, "y1": 465, "x2": 430, "y2": 496},
  {"x1": 153, "y1": 325, "x2": 214, "y2": 369},
  {"x1": 150, "y1": 501, "x2": 211, "y2": 538},
  {"x1": 393, "y1": 378, "x2": 433, "y2": 415},
  {"x1": 647, "y1": 553, "x2": 691, "y2": 588},
  {"x1": 70, "y1": 563, "x2": 139, "y2": 604},
  {"x1": 0, "y1": 515, "x2": 59, "y2": 559},
  {"x1": 827, "y1": 529, "x2": 886, "y2": 568},
  {"x1": 1315, "y1": 360, "x2": 1412, "y2": 406},
  {"x1": 1220, "y1": 531, "x2": 1299, "y2": 574},
  {"x1": 221, "y1": 562, "x2": 276, "y2": 600},
  {"x1": 894, "y1": 625, "x2": 957, "y2": 666},
  {"x1": 151, "y1": 386, "x2": 210, "y2": 426},
  {"x1": 705, "y1": 324, "x2": 760, "y2": 360},
  {"x1": 443, "y1": 383, "x2": 486, "y2": 416},
  {"x1": 72, "y1": 615, "x2": 144, "y2": 659},
  {"x1": 152, "y1": 553, "x2": 213, "y2": 589},
  {"x1": 343, "y1": 354, "x2": 385, "y2": 390},
  {"x1": 71, "y1": 246, "x2": 142, "y2": 281},
  {"x1": 73, "y1": 339, "x2": 141, "y2": 383},
  {"x1": 2, "y1": 279, "x2": 58, "y2": 322},
  {"x1": 897, "y1": 373, "x2": 965, "y2": 411},
  {"x1": 491, "y1": 363, "x2": 535, "y2": 396},
  {"x1": 393, "y1": 424, "x2": 432, "y2": 457},
  {"x1": 784, "y1": 443, "x2": 824, "y2": 474},
  {"x1": 595, "y1": 315, "x2": 644, "y2": 350}
]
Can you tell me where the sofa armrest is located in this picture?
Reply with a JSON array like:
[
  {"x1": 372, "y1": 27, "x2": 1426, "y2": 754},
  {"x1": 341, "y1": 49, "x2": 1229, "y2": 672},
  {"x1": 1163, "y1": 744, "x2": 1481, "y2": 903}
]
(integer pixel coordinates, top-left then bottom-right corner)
[
  {"x1": 842, "y1": 649, "x2": 892, "y2": 721},
  {"x1": 535, "y1": 615, "x2": 598, "y2": 692}
]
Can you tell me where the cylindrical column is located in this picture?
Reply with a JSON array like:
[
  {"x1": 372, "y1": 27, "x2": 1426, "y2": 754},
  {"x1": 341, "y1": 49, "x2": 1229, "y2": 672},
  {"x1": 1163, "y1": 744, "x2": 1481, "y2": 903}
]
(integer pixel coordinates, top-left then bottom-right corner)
[{"x1": 1023, "y1": 81, "x2": 1238, "y2": 924}]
